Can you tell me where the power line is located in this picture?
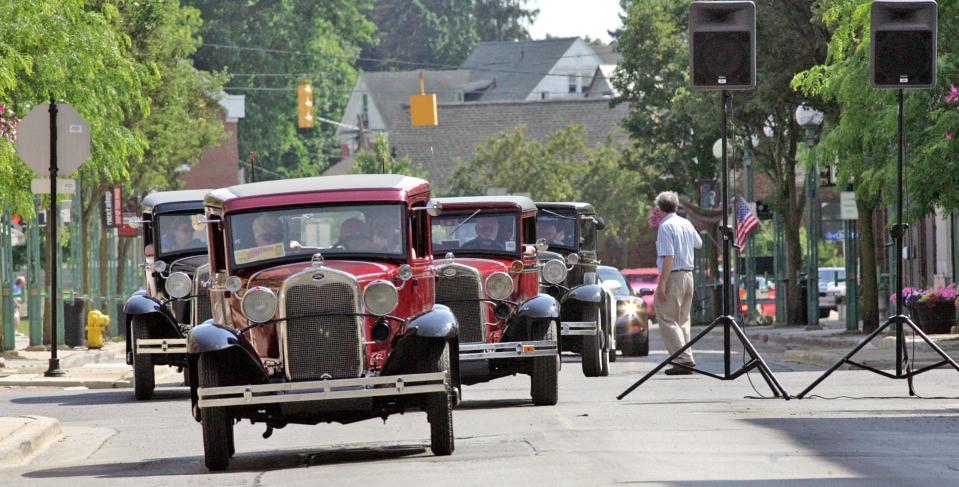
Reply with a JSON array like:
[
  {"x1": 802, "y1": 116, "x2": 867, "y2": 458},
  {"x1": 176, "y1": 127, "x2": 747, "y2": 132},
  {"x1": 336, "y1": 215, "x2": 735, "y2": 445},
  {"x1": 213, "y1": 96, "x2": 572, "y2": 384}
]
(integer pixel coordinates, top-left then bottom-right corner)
[{"x1": 200, "y1": 43, "x2": 611, "y2": 80}]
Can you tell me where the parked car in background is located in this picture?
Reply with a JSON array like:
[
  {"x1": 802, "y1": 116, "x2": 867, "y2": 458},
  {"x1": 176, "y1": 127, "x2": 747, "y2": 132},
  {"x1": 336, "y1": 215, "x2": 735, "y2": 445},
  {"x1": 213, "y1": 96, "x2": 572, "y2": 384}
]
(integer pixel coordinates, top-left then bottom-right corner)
[
  {"x1": 535, "y1": 202, "x2": 615, "y2": 376},
  {"x1": 186, "y1": 175, "x2": 457, "y2": 471},
  {"x1": 622, "y1": 267, "x2": 658, "y2": 321},
  {"x1": 597, "y1": 265, "x2": 650, "y2": 357},
  {"x1": 431, "y1": 196, "x2": 560, "y2": 405},
  {"x1": 818, "y1": 267, "x2": 846, "y2": 318},
  {"x1": 123, "y1": 189, "x2": 210, "y2": 400}
]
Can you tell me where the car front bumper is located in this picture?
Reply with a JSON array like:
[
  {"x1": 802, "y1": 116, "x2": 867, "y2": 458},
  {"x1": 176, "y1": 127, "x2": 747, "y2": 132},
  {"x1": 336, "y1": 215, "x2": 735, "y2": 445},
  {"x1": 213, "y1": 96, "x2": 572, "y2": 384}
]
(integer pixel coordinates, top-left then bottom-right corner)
[
  {"x1": 136, "y1": 338, "x2": 188, "y2": 355},
  {"x1": 458, "y1": 340, "x2": 558, "y2": 361},
  {"x1": 196, "y1": 372, "x2": 449, "y2": 408},
  {"x1": 560, "y1": 321, "x2": 597, "y2": 336}
]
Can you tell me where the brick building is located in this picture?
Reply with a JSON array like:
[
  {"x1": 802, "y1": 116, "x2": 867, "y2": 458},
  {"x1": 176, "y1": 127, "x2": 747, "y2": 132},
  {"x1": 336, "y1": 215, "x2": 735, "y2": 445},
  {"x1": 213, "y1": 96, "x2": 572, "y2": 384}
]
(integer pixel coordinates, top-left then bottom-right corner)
[{"x1": 180, "y1": 93, "x2": 245, "y2": 189}]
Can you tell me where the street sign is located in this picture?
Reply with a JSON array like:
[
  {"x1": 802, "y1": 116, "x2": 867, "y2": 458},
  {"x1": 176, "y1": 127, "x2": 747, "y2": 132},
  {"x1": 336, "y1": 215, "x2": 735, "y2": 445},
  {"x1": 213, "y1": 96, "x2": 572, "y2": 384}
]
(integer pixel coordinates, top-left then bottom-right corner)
[
  {"x1": 840, "y1": 192, "x2": 858, "y2": 220},
  {"x1": 16, "y1": 103, "x2": 91, "y2": 175},
  {"x1": 30, "y1": 178, "x2": 76, "y2": 194}
]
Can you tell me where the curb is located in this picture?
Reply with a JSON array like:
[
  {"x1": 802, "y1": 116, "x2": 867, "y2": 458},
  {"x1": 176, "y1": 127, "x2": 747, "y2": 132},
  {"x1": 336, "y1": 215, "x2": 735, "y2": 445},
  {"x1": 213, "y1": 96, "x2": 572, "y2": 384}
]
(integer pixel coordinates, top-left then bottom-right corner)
[{"x1": 0, "y1": 416, "x2": 62, "y2": 468}]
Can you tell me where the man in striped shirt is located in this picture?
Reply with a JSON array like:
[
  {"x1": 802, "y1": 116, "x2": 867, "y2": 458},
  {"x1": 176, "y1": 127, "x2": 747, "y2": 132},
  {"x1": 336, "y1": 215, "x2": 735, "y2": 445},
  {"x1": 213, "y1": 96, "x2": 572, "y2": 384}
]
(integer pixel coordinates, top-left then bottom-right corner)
[{"x1": 654, "y1": 191, "x2": 703, "y2": 375}]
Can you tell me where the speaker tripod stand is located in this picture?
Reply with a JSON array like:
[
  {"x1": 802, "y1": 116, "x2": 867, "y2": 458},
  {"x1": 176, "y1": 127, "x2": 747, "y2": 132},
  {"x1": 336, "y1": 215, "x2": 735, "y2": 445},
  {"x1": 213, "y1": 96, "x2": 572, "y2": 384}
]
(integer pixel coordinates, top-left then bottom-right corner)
[
  {"x1": 618, "y1": 91, "x2": 789, "y2": 401},
  {"x1": 797, "y1": 89, "x2": 959, "y2": 399}
]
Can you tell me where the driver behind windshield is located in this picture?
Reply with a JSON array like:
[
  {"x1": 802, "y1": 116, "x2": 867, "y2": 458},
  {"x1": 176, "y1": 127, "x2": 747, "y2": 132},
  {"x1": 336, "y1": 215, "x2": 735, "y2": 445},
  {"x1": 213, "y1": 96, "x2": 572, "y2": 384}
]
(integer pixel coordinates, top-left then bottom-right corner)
[
  {"x1": 464, "y1": 215, "x2": 505, "y2": 250},
  {"x1": 538, "y1": 221, "x2": 566, "y2": 246},
  {"x1": 162, "y1": 215, "x2": 204, "y2": 252},
  {"x1": 253, "y1": 214, "x2": 284, "y2": 247}
]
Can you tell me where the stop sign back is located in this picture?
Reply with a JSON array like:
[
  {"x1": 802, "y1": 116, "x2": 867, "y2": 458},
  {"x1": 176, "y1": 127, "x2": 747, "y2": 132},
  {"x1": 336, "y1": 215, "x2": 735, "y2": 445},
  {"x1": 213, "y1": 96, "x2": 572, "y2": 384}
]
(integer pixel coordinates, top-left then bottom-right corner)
[{"x1": 15, "y1": 102, "x2": 91, "y2": 175}]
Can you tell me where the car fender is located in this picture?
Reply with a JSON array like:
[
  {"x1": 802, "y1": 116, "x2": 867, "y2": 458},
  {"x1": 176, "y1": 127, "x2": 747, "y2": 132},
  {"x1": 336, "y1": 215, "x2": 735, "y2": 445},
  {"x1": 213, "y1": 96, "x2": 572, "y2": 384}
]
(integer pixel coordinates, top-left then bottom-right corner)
[
  {"x1": 124, "y1": 293, "x2": 180, "y2": 364},
  {"x1": 405, "y1": 304, "x2": 459, "y2": 339},
  {"x1": 562, "y1": 283, "x2": 605, "y2": 306},
  {"x1": 187, "y1": 326, "x2": 268, "y2": 419},
  {"x1": 513, "y1": 294, "x2": 560, "y2": 321}
]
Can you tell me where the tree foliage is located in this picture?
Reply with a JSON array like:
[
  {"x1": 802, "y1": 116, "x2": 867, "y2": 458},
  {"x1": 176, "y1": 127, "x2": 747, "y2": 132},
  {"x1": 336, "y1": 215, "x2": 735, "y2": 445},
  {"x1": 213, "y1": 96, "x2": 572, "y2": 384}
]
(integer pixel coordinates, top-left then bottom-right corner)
[
  {"x1": 188, "y1": 0, "x2": 376, "y2": 179},
  {"x1": 445, "y1": 125, "x2": 646, "y2": 266},
  {"x1": 361, "y1": 0, "x2": 538, "y2": 70},
  {"x1": 613, "y1": 0, "x2": 829, "y2": 324},
  {"x1": 353, "y1": 134, "x2": 428, "y2": 178},
  {"x1": 792, "y1": 0, "x2": 959, "y2": 330}
]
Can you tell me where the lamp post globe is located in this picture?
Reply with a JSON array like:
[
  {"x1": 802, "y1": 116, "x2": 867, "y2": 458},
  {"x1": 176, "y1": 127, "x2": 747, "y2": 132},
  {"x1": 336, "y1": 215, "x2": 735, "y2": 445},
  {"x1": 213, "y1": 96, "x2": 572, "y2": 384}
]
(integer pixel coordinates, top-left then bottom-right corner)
[{"x1": 794, "y1": 104, "x2": 824, "y2": 147}]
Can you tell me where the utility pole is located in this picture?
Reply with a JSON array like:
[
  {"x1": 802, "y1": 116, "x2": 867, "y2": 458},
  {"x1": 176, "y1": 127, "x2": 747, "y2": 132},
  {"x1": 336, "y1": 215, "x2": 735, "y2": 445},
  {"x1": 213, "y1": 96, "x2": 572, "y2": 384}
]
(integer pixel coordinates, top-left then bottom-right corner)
[
  {"x1": 805, "y1": 163, "x2": 820, "y2": 329},
  {"x1": 744, "y1": 150, "x2": 756, "y2": 324}
]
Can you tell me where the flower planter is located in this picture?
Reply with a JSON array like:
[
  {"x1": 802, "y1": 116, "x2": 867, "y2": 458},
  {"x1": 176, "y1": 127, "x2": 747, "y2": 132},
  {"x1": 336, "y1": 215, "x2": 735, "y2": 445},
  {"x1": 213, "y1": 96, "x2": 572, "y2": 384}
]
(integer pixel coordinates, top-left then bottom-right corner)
[{"x1": 908, "y1": 302, "x2": 956, "y2": 334}]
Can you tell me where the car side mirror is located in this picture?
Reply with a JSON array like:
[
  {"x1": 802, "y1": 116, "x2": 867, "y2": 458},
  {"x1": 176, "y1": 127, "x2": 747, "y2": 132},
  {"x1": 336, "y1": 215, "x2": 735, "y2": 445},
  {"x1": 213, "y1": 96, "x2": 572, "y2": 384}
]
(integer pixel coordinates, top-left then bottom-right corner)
[
  {"x1": 192, "y1": 214, "x2": 219, "y2": 231},
  {"x1": 126, "y1": 216, "x2": 146, "y2": 229},
  {"x1": 638, "y1": 288, "x2": 654, "y2": 297},
  {"x1": 595, "y1": 216, "x2": 607, "y2": 230},
  {"x1": 425, "y1": 199, "x2": 443, "y2": 217},
  {"x1": 535, "y1": 238, "x2": 549, "y2": 252}
]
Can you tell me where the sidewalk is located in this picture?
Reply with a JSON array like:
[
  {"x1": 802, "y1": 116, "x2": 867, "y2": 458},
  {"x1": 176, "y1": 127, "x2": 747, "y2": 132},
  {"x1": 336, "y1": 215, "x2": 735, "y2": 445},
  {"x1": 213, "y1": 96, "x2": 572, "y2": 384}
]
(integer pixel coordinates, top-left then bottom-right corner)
[
  {"x1": 0, "y1": 416, "x2": 61, "y2": 468},
  {"x1": 0, "y1": 332, "x2": 181, "y2": 389},
  {"x1": 745, "y1": 318, "x2": 959, "y2": 368}
]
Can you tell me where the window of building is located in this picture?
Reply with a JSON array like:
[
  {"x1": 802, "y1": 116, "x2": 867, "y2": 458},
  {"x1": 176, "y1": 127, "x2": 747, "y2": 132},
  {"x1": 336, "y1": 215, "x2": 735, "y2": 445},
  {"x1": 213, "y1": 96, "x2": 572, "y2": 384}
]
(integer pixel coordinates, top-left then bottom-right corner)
[{"x1": 568, "y1": 74, "x2": 577, "y2": 94}]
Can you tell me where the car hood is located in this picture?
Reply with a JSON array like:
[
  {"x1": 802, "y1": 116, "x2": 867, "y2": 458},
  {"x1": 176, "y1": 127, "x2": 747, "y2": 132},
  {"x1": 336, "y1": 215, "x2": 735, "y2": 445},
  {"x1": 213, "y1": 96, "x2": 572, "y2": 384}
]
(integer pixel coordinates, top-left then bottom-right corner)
[
  {"x1": 246, "y1": 260, "x2": 399, "y2": 289},
  {"x1": 438, "y1": 257, "x2": 509, "y2": 275}
]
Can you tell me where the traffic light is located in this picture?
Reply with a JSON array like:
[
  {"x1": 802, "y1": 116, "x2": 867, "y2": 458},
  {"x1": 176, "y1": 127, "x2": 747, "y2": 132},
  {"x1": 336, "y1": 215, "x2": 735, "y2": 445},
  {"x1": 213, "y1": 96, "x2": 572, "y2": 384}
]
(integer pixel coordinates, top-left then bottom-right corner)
[
  {"x1": 297, "y1": 80, "x2": 314, "y2": 128},
  {"x1": 871, "y1": 0, "x2": 937, "y2": 89},
  {"x1": 410, "y1": 72, "x2": 438, "y2": 127},
  {"x1": 688, "y1": 1, "x2": 756, "y2": 91}
]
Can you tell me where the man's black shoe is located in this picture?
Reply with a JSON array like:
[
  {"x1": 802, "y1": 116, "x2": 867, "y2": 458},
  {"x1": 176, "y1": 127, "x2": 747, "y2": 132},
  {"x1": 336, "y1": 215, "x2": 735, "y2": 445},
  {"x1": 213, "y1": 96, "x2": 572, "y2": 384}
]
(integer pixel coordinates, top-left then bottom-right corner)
[{"x1": 664, "y1": 364, "x2": 694, "y2": 376}]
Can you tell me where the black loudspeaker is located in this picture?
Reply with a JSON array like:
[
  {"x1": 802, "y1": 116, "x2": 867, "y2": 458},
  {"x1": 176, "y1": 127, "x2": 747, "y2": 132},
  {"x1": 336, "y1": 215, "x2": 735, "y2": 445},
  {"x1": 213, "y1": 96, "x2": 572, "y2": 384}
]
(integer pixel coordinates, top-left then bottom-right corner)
[
  {"x1": 689, "y1": 1, "x2": 756, "y2": 91},
  {"x1": 871, "y1": 0, "x2": 937, "y2": 89}
]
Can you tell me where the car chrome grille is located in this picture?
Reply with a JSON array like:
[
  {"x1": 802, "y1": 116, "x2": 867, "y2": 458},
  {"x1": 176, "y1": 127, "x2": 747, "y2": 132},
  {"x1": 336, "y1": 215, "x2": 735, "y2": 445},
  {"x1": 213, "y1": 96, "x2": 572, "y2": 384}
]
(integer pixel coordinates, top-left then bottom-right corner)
[
  {"x1": 285, "y1": 282, "x2": 362, "y2": 380},
  {"x1": 436, "y1": 269, "x2": 484, "y2": 343},
  {"x1": 193, "y1": 267, "x2": 212, "y2": 325}
]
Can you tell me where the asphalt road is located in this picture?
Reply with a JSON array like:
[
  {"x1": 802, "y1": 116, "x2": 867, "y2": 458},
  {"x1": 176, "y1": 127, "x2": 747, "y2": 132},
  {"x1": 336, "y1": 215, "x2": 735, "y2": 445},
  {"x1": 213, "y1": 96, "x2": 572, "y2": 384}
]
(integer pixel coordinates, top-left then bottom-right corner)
[{"x1": 4, "y1": 325, "x2": 959, "y2": 486}]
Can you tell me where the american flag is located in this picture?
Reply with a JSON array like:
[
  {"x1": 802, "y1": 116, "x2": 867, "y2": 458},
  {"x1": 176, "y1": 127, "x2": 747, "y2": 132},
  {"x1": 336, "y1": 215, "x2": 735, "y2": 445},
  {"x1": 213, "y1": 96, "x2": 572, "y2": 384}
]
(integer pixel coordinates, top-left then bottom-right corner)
[{"x1": 735, "y1": 197, "x2": 760, "y2": 250}]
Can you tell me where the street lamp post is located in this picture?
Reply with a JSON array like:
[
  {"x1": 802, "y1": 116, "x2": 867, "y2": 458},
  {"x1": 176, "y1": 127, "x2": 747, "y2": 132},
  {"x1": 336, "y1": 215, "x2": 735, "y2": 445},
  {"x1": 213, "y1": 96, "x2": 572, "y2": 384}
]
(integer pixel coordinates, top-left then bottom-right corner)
[{"x1": 795, "y1": 104, "x2": 824, "y2": 329}]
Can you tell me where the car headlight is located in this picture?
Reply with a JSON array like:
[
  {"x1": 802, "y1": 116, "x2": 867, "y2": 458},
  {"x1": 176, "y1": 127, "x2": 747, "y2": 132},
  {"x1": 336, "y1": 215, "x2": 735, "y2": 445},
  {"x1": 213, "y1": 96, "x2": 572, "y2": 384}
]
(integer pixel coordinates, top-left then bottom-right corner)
[
  {"x1": 241, "y1": 286, "x2": 277, "y2": 324},
  {"x1": 485, "y1": 272, "x2": 514, "y2": 301},
  {"x1": 542, "y1": 259, "x2": 567, "y2": 285},
  {"x1": 164, "y1": 272, "x2": 192, "y2": 299},
  {"x1": 364, "y1": 280, "x2": 398, "y2": 316},
  {"x1": 623, "y1": 301, "x2": 640, "y2": 316}
]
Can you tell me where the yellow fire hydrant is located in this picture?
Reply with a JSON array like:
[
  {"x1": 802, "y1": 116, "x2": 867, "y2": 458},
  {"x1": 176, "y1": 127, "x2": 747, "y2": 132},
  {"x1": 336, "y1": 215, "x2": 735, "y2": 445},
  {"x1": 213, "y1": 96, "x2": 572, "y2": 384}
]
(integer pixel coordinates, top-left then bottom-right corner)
[{"x1": 86, "y1": 310, "x2": 111, "y2": 349}]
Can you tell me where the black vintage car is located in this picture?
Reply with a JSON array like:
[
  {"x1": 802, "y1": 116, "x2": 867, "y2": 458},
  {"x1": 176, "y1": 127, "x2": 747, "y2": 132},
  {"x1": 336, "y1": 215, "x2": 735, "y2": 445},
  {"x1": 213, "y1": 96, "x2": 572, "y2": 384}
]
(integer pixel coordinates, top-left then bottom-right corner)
[
  {"x1": 123, "y1": 189, "x2": 211, "y2": 400},
  {"x1": 597, "y1": 265, "x2": 650, "y2": 357},
  {"x1": 535, "y1": 202, "x2": 615, "y2": 377}
]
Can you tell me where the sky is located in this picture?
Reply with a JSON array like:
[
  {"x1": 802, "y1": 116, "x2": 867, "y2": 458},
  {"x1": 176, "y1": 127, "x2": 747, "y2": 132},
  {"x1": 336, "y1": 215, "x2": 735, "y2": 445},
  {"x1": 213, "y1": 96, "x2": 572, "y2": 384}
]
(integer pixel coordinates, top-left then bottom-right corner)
[{"x1": 527, "y1": 0, "x2": 624, "y2": 44}]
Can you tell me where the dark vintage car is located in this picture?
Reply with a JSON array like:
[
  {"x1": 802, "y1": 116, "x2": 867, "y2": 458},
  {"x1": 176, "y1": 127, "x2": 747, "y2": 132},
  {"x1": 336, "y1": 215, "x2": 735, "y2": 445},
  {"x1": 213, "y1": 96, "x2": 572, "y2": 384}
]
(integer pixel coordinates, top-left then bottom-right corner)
[
  {"x1": 597, "y1": 265, "x2": 650, "y2": 357},
  {"x1": 535, "y1": 202, "x2": 615, "y2": 377},
  {"x1": 431, "y1": 196, "x2": 560, "y2": 405},
  {"x1": 123, "y1": 189, "x2": 211, "y2": 400},
  {"x1": 186, "y1": 175, "x2": 458, "y2": 471}
]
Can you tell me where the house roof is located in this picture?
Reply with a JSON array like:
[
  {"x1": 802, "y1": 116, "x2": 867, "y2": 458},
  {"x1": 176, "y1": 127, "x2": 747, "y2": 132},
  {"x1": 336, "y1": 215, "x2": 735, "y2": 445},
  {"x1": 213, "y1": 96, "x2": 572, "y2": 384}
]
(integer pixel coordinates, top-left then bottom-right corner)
[
  {"x1": 591, "y1": 44, "x2": 623, "y2": 65},
  {"x1": 460, "y1": 38, "x2": 579, "y2": 102},
  {"x1": 388, "y1": 98, "x2": 628, "y2": 192},
  {"x1": 339, "y1": 70, "x2": 471, "y2": 137}
]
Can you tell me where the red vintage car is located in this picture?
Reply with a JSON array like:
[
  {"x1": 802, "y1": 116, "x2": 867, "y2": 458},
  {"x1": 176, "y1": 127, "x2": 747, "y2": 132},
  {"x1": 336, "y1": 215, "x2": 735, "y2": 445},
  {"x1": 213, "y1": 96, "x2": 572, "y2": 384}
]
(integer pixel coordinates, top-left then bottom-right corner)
[
  {"x1": 431, "y1": 196, "x2": 560, "y2": 405},
  {"x1": 186, "y1": 175, "x2": 457, "y2": 471},
  {"x1": 621, "y1": 267, "x2": 658, "y2": 320}
]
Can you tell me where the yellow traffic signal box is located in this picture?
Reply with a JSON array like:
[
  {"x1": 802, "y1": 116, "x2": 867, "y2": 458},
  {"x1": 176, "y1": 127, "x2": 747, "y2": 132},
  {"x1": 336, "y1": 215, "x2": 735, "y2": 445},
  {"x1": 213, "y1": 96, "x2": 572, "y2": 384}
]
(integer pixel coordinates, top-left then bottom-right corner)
[
  {"x1": 297, "y1": 81, "x2": 314, "y2": 128},
  {"x1": 410, "y1": 72, "x2": 438, "y2": 127}
]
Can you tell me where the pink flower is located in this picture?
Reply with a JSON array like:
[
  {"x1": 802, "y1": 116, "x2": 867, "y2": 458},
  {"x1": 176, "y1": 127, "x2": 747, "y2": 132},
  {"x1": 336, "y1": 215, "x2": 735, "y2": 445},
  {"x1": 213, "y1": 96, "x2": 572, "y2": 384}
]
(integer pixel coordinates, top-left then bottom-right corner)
[
  {"x1": 647, "y1": 206, "x2": 665, "y2": 228},
  {"x1": 0, "y1": 105, "x2": 5, "y2": 115},
  {"x1": 948, "y1": 132, "x2": 955, "y2": 140},
  {"x1": 946, "y1": 85, "x2": 959, "y2": 103}
]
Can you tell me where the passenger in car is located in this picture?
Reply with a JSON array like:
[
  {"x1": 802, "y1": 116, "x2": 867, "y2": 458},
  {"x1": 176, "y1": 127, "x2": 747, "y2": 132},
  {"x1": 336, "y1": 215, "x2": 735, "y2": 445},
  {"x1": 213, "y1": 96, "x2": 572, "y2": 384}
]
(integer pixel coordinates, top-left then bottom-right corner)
[
  {"x1": 465, "y1": 216, "x2": 504, "y2": 250},
  {"x1": 252, "y1": 214, "x2": 284, "y2": 247}
]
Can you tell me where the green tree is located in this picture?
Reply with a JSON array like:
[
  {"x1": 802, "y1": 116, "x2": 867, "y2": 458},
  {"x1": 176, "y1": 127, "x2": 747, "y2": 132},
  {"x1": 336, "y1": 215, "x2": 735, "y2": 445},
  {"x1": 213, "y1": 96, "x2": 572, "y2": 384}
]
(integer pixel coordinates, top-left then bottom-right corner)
[
  {"x1": 361, "y1": 0, "x2": 537, "y2": 70},
  {"x1": 353, "y1": 134, "x2": 428, "y2": 178},
  {"x1": 793, "y1": 0, "x2": 959, "y2": 331},
  {"x1": 188, "y1": 0, "x2": 376, "y2": 178},
  {"x1": 613, "y1": 0, "x2": 829, "y2": 325},
  {"x1": 446, "y1": 125, "x2": 645, "y2": 267}
]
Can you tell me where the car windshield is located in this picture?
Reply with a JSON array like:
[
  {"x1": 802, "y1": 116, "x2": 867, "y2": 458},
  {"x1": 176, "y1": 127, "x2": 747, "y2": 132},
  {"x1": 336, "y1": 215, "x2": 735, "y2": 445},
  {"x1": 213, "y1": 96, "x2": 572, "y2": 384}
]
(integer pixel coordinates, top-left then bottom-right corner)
[
  {"x1": 598, "y1": 267, "x2": 630, "y2": 297},
  {"x1": 157, "y1": 212, "x2": 207, "y2": 256},
  {"x1": 819, "y1": 268, "x2": 845, "y2": 285},
  {"x1": 432, "y1": 210, "x2": 519, "y2": 256},
  {"x1": 536, "y1": 211, "x2": 576, "y2": 251},
  {"x1": 228, "y1": 203, "x2": 405, "y2": 268}
]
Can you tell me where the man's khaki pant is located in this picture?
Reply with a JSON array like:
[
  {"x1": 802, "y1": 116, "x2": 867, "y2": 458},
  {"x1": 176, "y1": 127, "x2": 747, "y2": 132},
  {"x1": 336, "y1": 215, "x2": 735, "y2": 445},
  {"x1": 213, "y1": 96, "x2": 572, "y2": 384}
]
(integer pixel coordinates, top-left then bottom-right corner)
[{"x1": 655, "y1": 270, "x2": 695, "y2": 365}]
